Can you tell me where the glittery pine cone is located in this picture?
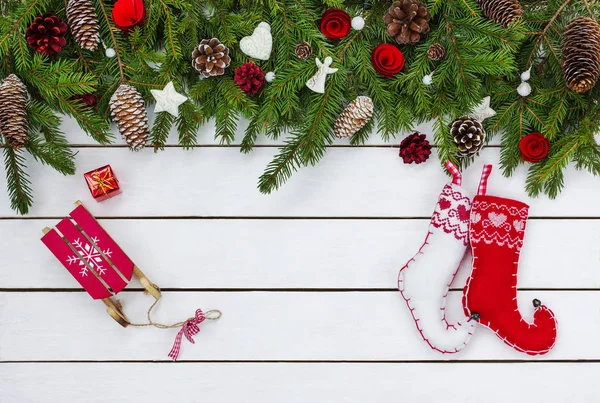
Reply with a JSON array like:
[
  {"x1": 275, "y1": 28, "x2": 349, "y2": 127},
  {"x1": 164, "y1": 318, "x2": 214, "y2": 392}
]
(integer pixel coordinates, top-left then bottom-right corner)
[
  {"x1": 334, "y1": 96, "x2": 374, "y2": 139},
  {"x1": 562, "y1": 16, "x2": 600, "y2": 93},
  {"x1": 192, "y1": 38, "x2": 231, "y2": 77},
  {"x1": 399, "y1": 132, "x2": 432, "y2": 164},
  {"x1": 26, "y1": 14, "x2": 68, "y2": 55},
  {"x1": 109, "y1": 84, "x2": 149, "y2": 150},
  {"x1": 427, "y1": 43, "x2": 446, "y2": 61},
  {"x1": 234, "y1": 63, "x2": 265, "y2": 95},
  {"x1": 295, "y1": 42, "x2": 313, "y2": 59},
  {"x1": 0, "y1": 74, "x2": 28, "y2": 150},
  {"x1": 67, "y1": 0, "x2": 100, "y2": 51},
  {"x1": 477, "y1": 0, "x2": 523, "y2": 28},
  {"x1": 450, "y1": 116, "x2": 485, "y2": 157}
]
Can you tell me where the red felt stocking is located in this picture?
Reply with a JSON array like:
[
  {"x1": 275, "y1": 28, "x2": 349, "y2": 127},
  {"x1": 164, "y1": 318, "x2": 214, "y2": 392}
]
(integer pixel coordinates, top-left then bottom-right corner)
[{"x1": 462, "y1": 165, "x2": 557, "y2": 355}]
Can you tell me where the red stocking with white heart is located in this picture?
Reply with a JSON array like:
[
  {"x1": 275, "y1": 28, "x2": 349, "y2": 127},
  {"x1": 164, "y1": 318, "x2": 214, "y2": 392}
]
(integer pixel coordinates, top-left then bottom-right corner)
[
  {"x1": 462, "y1": 165, "x2": 557, "y2": 355},
  {"x1": 398, "y1": 161, "x2": 477, "y2": 354}
]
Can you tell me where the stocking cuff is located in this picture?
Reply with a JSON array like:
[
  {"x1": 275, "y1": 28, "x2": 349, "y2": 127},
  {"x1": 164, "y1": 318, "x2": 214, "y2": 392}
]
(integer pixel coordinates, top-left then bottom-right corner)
[
  {"x1": 471, "y1": 170, "x2": 529, "y2": 251},
  {"x1": 430, "y1": 185, "x2": 471, "y2": 246}
]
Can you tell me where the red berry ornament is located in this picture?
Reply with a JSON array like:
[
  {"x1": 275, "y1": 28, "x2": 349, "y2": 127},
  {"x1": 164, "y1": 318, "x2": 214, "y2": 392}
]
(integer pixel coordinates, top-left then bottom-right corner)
[
  {"x1": 26, "y1": 14, "x2": 68, "y2": 56},
  {"x1": 234, "y1": 63, "x2": 266, "y2": 95},
  {"x1": 519, "y1": 132, "x2": 550, "y2": 162},
  {"x1": 320, "y1": 8, "x2": 351, "y2": 40},
  {"x1": 72, "y1": 93, "x2": 99, "y2": 107},
  {"x1": 112, "y1": 0, "x2": 146, "y2": 32},
  {"x1": 372, "y1": 43, "x2": 405, "y2": 77},
  {"x1": 399, "y1": 132, "x2": 432, "y2": 164}
]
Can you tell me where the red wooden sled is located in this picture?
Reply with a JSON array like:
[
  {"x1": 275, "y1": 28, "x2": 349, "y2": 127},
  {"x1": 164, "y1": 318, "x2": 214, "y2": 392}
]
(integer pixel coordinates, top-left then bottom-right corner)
[{"x1": 41, "y1": 201, "x2": 161, "y2": 327}]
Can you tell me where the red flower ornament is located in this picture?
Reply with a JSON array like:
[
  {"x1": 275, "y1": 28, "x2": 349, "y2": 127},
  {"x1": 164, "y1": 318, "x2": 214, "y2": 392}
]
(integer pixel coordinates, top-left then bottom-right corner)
[
  {"x1": 372, "y1": 44, "x2": 405, "y2": 77},
  {"x1": 112, "y1": 0, "x2": 146, "y2": 32},
  {"x1": 26, "y1": 14, "x2": 68, "y2": 56},
  {"x1": 234, "y1": 63, "x2": 265, "y2": 95},
  {"x1": 519, "y1": 132, "x2": 550, "y2": 162},
  {"x1": 399, "y1": 132, "x2": 432, "y2": 164},
  {"x1": 320, "y1": 8, "x2": 351, "y2": 40}
]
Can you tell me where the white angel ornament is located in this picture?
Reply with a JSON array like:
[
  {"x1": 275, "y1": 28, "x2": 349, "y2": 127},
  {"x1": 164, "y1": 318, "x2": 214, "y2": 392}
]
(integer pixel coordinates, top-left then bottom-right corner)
[{"x1": 306, "y1": 57, "x2": 338, "y2": 94}]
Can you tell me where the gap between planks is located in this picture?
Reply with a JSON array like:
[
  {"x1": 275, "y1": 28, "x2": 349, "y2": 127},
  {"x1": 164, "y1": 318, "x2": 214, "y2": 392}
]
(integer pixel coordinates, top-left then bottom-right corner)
[
  {"x1": 2, "y1": 216, "x2": 599, "y2": 220},
  {"x1": 1, "y1": 288, "x2": 599, "y2": 292},
  {"x1": 1, "y1": 359, "x2": 600, "y2": 364},
  {"x1": 54, "y1": 144, "x2": 504, "y2": 149}
]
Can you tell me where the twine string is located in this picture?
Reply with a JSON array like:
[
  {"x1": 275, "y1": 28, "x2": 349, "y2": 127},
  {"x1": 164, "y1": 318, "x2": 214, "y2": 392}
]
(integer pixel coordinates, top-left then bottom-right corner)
[{"x1": 127, "y1": 286, "x2": 221, "y2": 360}]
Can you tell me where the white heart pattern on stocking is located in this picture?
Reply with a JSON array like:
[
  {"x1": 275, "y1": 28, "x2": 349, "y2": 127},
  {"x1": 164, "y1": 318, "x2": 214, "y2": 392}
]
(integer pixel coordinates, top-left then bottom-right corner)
[
  {"x1": 471, "y1": 212, "x2": 481, "y2": 224},
  {"x1": 488, "y1": 212, "x2": 507, "y2": 227},
  {"x1": 240, "y1": 22, "x2": 272, "y2": 60},
  {"x1": 513, "y1": 219, "x2": 525, "y2": 232}
]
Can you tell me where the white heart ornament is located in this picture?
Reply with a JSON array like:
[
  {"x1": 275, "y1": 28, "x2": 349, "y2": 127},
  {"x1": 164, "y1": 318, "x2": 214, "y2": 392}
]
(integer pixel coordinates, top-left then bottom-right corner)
[
  {"x1": 240, "y1": 22, "x2": 272, "y2": 61},
  {"x1": 488, "y1": 212, "x2": 507, "y2": 227}
]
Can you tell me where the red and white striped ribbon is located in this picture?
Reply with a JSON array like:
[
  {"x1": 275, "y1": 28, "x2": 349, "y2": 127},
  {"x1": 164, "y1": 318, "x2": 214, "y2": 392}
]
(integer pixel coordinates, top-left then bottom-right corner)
[
  {"x1": 478, "y1": 165, "x2": 493, "y2": 196},
  {"x1": 444, "y1": 160, "x2": 462, "y2": 186},
  {"x1": 168, "y1": 309, "x2": 206, "y2": 361}
]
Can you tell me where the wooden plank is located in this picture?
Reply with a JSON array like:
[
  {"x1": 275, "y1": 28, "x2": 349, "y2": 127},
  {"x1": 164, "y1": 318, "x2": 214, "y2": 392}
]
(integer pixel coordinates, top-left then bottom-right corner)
[
  {"x1": 3, "y1": 219, "x2": 597, "y2": 289},
  {"x1": 1, "y1": 362, "x2": 597, "y2": 402},
  {"x1": 0, "y1": 148, "x2": 597, "y2": 217},
  {"x1": 0, "y1": 291, "x2": 592, "y2": 361},
  {"x1": 62, "y1": 114, "x2": 504, "y2": 146}
]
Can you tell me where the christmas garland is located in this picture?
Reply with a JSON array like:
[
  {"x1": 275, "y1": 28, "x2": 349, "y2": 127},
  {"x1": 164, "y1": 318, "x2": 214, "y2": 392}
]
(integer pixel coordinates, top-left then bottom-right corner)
[{"x1": 1, "y1": 0, "x2": 600, "y2": 214}]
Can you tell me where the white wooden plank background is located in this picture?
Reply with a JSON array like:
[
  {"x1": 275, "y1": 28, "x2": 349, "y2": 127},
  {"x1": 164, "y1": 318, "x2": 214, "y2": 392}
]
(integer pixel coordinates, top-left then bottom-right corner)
[{"x1": 1, "y1": 116, "x2": 599, "y2": 402}]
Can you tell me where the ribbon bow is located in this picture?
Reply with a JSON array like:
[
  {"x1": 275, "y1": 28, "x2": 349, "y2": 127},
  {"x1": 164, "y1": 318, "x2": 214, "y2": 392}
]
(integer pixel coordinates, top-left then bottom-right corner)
[
  {"x1": 168, "y1": 309, "x2": 206, "y2": 361},
  {"x1": 91, "y1": 168, "x2": 117, "y2": 197}
]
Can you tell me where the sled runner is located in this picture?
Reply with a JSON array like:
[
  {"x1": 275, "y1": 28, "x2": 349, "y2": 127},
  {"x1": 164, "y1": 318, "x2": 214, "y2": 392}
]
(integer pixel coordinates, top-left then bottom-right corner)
[{"x1": 41, "y1": 201, "x2": 162, "y2": 327}]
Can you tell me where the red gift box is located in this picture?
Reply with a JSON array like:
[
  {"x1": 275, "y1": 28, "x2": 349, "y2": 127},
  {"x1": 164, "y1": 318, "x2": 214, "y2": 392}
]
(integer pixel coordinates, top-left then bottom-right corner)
[{"x1": 84, "y1": 165, "x2": 122, "y2": 201}]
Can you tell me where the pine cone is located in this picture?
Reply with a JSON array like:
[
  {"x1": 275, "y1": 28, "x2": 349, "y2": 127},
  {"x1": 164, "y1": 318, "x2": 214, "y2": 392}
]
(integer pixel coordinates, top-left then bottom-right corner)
[
  {"x1": 0, "y1": 75, "x2": 28, "y2": 150},
  {"x1": 192, "y1": 38, "x2": 231, "y2": 77},
  {"x1": 234, "y1": 63, "x2": 265, "y2": 95},
  {"x1": 562, "y1": 17, "x2": 600, "y2": 93},
  {"x1": 384, "y1": 0, "x2": 431, "y2": 45},
  {"x1": 399, "y1": 132, "x2": 432, "y2": 164},
  {"x1": 477, "y1": 0, "x2": 523, "y2": 28},
  {"x1": 26, "y1": 14, "x2": 68, "y2": 55},
  {"x1": 109, "y1": 84, "x2": 149, "y2": 150},
  {"x1": 450, "y1": 117, "x2": 485, "y2": 157},
  {"x1": 67, "y1": 0, "x2": 100, "y2": 51},
  {"x1": 334, "y1": 96, "x2": 374, "y2": 139},
  {"x1": 295, "y1": 42, "x2": 313, "y2": 59},
  {"x1": 427, "y1": 43, "x2": 446, "y2": 61}
]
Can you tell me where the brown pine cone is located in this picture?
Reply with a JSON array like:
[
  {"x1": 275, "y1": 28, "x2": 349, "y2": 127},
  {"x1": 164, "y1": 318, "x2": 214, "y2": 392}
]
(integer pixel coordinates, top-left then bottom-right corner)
[
  {"x1": 562, "y1": 17, "x2": 600, "y2": 93},
  {"x1": 109, "y1": 84, "x2": 149, "y2": 151},
  {"x1": 334, "y1": 96, "x2": 374, "y2": 138},
  {"x1": 477, "y1": 0, "x2": 523, "y2": 28},
  {"x1": 427, "y1": 43, "x2": 446, "y2": 61},
  {"x1": 384, "y1": 0, "x2": 431, "y2": 45},
  {"x1": 399, "y1": 132, "x2": 432, "y2": 164},
  {"x1": 0, "y1": 75, "x2": 28, "y2": 150},
  {"x1": 26, "y1": 14, "x2": 68, "y2": 55},
  {"x1": 295, "y1": 42, "x2": 313, "y2": 60},
  {"x1": 67, "y1": 0, "x2": 100, "y2": 51},
  {"x1": 192, "y1": 38, "x2": 231, "y2": 77},
  {"x1": 450, "y1": 117, "x2": 485, "y2": 157}
]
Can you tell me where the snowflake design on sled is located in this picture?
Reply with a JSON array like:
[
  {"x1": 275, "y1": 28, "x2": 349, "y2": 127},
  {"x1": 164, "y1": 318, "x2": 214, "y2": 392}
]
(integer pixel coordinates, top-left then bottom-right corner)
[{"x1": 66, "y1": 237, "x2": 112, "y2": 277}]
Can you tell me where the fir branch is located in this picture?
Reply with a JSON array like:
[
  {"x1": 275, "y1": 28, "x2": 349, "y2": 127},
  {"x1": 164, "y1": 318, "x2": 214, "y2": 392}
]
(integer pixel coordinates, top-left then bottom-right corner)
[
  {"x1": 2, "y1": 142, "x2": 33, "y2": 215},
  {"x1": 95, "y1": 0, "x2": 126, "y2": 82},
  {"x1": 150, "y1": 111, "x2": 176, "y2": 151}
]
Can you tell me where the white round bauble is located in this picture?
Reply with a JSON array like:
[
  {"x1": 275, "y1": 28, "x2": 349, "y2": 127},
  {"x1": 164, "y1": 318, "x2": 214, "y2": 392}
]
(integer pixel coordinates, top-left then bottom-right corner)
[
  {"x1": 422, "y1": 73, "x2": 433, "y2": 86},
  {"x1": 105, "y1": 48, "x2": 116, "y2": 58},
  {"x1": 520, "y1": 67, "x2": 532, "y2": 82},
  {"x1": 265, "y1": 71, "x2": 276, "y2": 82},
  {"x1": 352, "y1": 16, "x2": 365, "y2": 30},
  {"x1": 517, "y1": 81, "x2": 531, "y2": 97}
]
